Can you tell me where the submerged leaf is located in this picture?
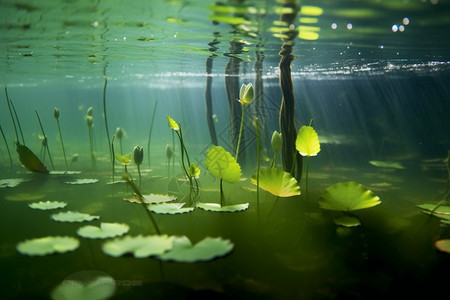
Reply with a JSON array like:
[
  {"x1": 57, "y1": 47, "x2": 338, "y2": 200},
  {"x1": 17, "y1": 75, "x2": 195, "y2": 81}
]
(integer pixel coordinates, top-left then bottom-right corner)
[
  {"x1": 188, "y1": 163, "x2": 201, "y2": 178},
  {"x1": 51, "y1": 211, "x2": 100, "y2": 223},
  {"x1": 435, "y1": 239, "x2": 450, "y2": 254},
  {"x1": 157, "y1": 236, "x2": 234, "y2": 263},
  {"x1": 417, "y1": 204, "x2": 450, "y2": 215},
  {"x1": 369, "y1": 160, "x2": 405, "y2": 169},
  {"x1": 16, "y1": 236, "x2": 79, "y2": 256},
  {"x1": 205, "y1": 145, "x2": 241, "y2": 183},
  {"x1": 295, "y1": 125, "x2": 320, "y2": 156},
  {"x1": 251, "y1": 168, "x2": 300, "y2": 197},
  {"x1": 102, "y1": 235, "x2": 173, "y2": 258},
  {"x1": 0, "y1": 178, "x2": 30, "y2": 188},
  {"x1": 77, "y1": 223, "x2": 130, "y2": 239},
  {"x1": 319, "y1": 181, "x2": 381, "y2": 212},
  {"x1": 51, "y1": 274, "x2": 116, "y2": 300},
  {"x1": 65, "y1": 179, "x2": 99, "y2": 185},
  {"x1": 16, "y1": 143, "x2": 49, "y2": 173},
  {"x1": 114, "y1": 152, "x2": 132, "y2": 166},
  {"x1": 196, "y1": 202, "x2": 249, "y2": 212},
  {"x1": 333, "y1": 215, "x2": 361, "y2": 227},
  {"x1": 148, "y1": 203, "x2": 194, "y2": 214},
  {"x1": 29, "y1": 201, "x2": 67, "y2": 210}
]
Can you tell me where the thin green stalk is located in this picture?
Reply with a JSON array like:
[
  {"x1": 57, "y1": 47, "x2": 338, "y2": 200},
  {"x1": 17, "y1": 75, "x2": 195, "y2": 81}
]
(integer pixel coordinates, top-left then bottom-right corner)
[
  {"x1": 4, "y1": 87, "x2": 19, "y2": 142},
  {"x1": 147, "y1": 99, "x2": 158, "y2": 169},
  {"x1": 88, "y1": 126, "x2": 95, "y2": 169},
  {"x1": 111, "y1": 135, "x2": 116, "y2": 182},
  {"x1": 56, "y1": 118, "x2": 69, "y2": 171},
  {"x1": 305, "y1": 155, "x2": 310, "y2": 214},
  {"x1": 235, "y1": 106, "x2": 245, "y2": 161},
  {"x1": 35, "y1": 109, "x2": 55, "y2": 170},
  {"x1": 102, "y1": 76, "x2": 112, "y2": 163},
  {"x1": 10, "y1": 97, "x2": 25, "y2": 145},
  {"x1": 0, "y1": 124, "x2": 13, "y2": 171},
  {"x1": 122, "y1": 172, "x2": 161, "y2": 235},
  {"x1": 254, "y1": 117, "x2": 261, "y2": 224},
  {"x1": 137, "y1": 164, "x2": 142, "y2": 188}
]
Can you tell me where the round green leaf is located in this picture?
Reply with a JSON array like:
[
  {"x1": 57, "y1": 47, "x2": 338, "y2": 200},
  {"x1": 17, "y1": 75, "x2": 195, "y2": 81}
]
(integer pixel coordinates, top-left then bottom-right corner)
[
  {"x1": 17, "y1": 236, "x2": 79, "y2": 256},
  {"x1": 319, "y1": 181, "x2": 381, "y2": 212},
  {"x1": 29, "y1": 201, "x2": 67, "y2": 210},
  {"x1": 77, "y1": 223, "x2": 130, "y2": 239},
  {"x1": 196, "y1": 202, "x2": 249, "y2": 212},
  {"x1": 205, "y1": 145, "x2": 241, "y2": 183},
  {"x1": 333, "y1": 215, "x2": 361, "y2": 227},
  {"x1": 102, "y1": 235, "x2": 173, "y2": 258},
  {"x1": 250, "y1": 168, "x2": 300, "y2": 197},
  {"x1": 51, "y1": 211, "x2": 100, "y2": 223},
  {"x1": 296, "y1": 125, "x2": 320, "y2": 156},
  {"x1": 148, "y1": 203, "x2": 194, "y2": 214},
  {"x1": 157, "y1": 236, "x2": 234, "y2": 263}
]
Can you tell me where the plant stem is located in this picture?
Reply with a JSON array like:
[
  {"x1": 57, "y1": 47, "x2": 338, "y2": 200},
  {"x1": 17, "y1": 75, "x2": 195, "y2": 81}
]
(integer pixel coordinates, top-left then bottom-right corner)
[
  {"x1": 4, "y1": 87, "x2": 19, "y2": 142},
  {"x1": 111, "y1": 135, "x2": 115, "y2": 182},
  {"x1": 88, "y1": 126, "x2": 95, "y2": 169},
  {"x1": 0, "y1": 124, "x2": 13, "y2": 171},
  {"x1": 235, "y1": 105, "x2": 245, "y2": 161},
  {"x1": 102, "y1": 76, "x2": 112, "y2": 164},
  {"x1": 35, "y1": 109, "x2": 55, "y2": 170},
  {"x1": 137, "y1": 164, "x2": 142, "y2": 188},
  {"x1": 254, "y1": 117, "x2": 261, "y2": 225},
  {"x1": 305, "y1": 155, "x2": 310, "y2": 214},
  {"x1": 147, "y1": 99, "x2": 158, "y2": 169},
  {"x1": 10, "y1": 97, "x2": 25, "y2": 145},
  {"x1": 220, "y1": 178, "x2": 224, "y2": 207},
  {"x1": 56, "y1": 118, "x2": 69, "y2": 171}
]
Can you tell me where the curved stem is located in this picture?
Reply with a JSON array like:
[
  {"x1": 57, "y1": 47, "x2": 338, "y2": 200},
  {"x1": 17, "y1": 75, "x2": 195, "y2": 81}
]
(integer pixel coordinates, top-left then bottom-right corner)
[
  {"x1": 254, "y1": 117, "x2": 261, "y2": 225},
  {"x1": 102, "y1": 76, "x2": 112, "y2": 163},
  {"x1": 56, "y1": 118, "x2": 68, "y2": 171},
  {"x1": 147, "y1": 99, "x2": 158, "y2": 168},
  {"x1": 0, "y1": 124, "x2": 13, "y2": 172},
  {"x1": 235, "y1": 106, "x2": 245, "y2": 161}
]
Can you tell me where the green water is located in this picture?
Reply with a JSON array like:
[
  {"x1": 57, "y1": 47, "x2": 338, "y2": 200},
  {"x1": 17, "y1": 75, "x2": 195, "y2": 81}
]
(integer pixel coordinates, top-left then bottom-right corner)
[{"x1": 1, "y1": 0, "x2": 450, "y2": 299}]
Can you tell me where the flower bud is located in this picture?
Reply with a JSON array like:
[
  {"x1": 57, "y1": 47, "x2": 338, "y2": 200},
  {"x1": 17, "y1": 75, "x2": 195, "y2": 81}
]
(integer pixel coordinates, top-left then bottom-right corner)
[
  {"x1": 133, "y1": 145, "x2": 144, "y2": 165},
  {"x1": 87, "y1": 106, "x2": 93, "y2": 116},
  {"x1": 86, "y1": 116, "x2": 93, "y2": 127},
  {"x1": 115, "y1": 127, "x2": 123, "y2": 139},
  {"x1": 271, "y1": 130, "x2": 282, "y2": 151},
  {"x1": 54, "y1": 107, "x2": 60, "y2": 119},
  {"x1": 238, "y1": 83, "x2": 254, "y2": 106}
]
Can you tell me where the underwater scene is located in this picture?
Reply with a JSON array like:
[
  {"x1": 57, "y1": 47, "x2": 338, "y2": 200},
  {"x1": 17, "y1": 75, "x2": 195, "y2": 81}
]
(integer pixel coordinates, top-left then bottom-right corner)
[{"x1": 1, "y1": 0, "x2": 450, "y2": 299}]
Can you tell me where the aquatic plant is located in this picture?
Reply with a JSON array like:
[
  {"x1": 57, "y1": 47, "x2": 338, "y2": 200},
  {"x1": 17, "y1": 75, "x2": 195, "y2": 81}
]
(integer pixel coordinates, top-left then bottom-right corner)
[
  {"x1": 70, "y1": 153, "x2": 78, "y2": 169},
  {"x1": 28, "y1": 201, "x2": 67, "y2": 210},
  {"x1": 147, "y1": 99, "x2": 158, "y2": 168},
  {"x1": 77, "y1": 223, "x2": 130, "y2": 239},
  {"x1": 254, "y1": 117, "x2": 261, "y2": 222},
  {"x1": 35, "y1": 109, "x2": 55, "y2": 170},
  {"x1": 115, "y1": 151, "x2": 132, "y2": 173},
  {"x1": 167, "y1": 116, "x2": 200, "y2": 205},
  {"x1": 295, "y1": 124, "x2": 321, "y2": 210},
  {"x1": 251, "y1": 168, "x2": 301, "y2": 198},
  {"x1": 15, "y1": 141, "x2": 49, "y2": 173},
  {"x1": 204, "y1": 145, "x2": 242, "y2": 209},
  {"x1": 166, "y1": 144, "x2": 174, "y2": 178},
  {"x1": 319, "y1": 181, "x2": 381, "y2": 227},
  {"x1": 65, "y1": 179, "x2": 99, "y2": 185},
  {"x1": 53, "y1": 107, "x2": 69, "y2": 171},
  {"x1": 435, "y1": 239, "x2": 450, "y2": 254},
  {"x1": 51, "y1": 211, "x2": 100, "y2": 222},
  {"x1": 235, "y1": 82, "x2": 254, "y2": 161},
  {"x1": 115, "y1": 127, "x2": 124, "y2": 154},
  {"x1": 102, "y1": 76, "x2": 113, "y2": 164},
  {"x1": 148, "y1": 203, "x2": 195, "y2": 214},
  {"x1": 86, "y1": 107, "x2": 96, "y2": 169},
  {"x1": 270, "y1": 130, "x2": 282, "y2": 168},
  {"x1": 133, "y1": 145, "x2": 144, "y2": 187},
  {"x1": 51, "y1": 273, "x2": 116, "y2": 300},
  {"x1": 102, "y1": 234, "x2": 173, "y2": 258},
  {"x1": 16, "y1": 236, "x2": 79, "y2": 256},
  {"x1": 0, "y1": 124, "x2": 13, "y2": 171}
]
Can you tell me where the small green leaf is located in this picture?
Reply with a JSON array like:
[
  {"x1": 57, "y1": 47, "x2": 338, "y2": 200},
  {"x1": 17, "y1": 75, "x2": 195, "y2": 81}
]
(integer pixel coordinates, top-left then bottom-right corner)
[
  {"x1": 435, "y1": 239, "x2": 450, "y2": 254},
  {"x1": 251, "y1": 168, "x2": 300, "y2": 197},
  {"x1": 51, "y1": 211, "x2": 100, "y2": 223},
  {"x1": 29, "y1": 201, "x2": 67, "y2": 210},
  {"x1": 188, "y1": 163, "x2": 200, "y2": 177},
  {"x1": 205, "y1": 145, "x2": 241, "y2": 183},
  {"x1": 167, "y1": 115, "x2": 180, "y2": 131},
  {"x1": 369, "y1": 160, "x2": 405, "y2": 169},
  {"x1": 115, "y1": 152, "x2": 132, "y2": 166},
  {"x1": 319, "y1": 181, "x2": 381, "y2": 212},
  {"x1": 296, "y1": 125, "x2": 320, "y2": 156},
  {"x1": 333, "y1": 215, "x2": 361, "y2": 227},
  {"x1": 17, "y1": 236, "x2": 79, "y2": 256},
  {"x1": 196, "y1": 202, "x2": 249, "y2": 212},
  {"x1": 102, "y1": 235, "x2": 173, "y2": 258},
  {"x1": 77, "y1": 223, "x2": 130, "y2": 239},
  {"x1": 148, "y1": 203, "x2": 194, "y2": 214}
]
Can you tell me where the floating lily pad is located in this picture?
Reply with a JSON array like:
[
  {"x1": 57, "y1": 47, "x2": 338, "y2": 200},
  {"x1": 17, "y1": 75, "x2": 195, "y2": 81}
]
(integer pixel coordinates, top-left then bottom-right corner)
[
  {"x1": 157, "y1": 236, "x2": 234, "y2": 263},
  {"x1": 49, "y1": 171, "x2": 82, "y2": 175},
  {"x1": 29, "y1": 201, "x2": 67, "y2": 210},
  {"x1": 65, "y1": 179, "x2": 99, "y2": 185},
  {"x1": 16, "y1": 236, "x2": 79, "y2": 256},
  {"x1": 5, "y1": 193, "x2": 45, "y2": 202},
  {"x1": 435, "y1": 239, "x2": 450, "y2": 254},
  {"x1": 205, "y1": 145, "x2": 241, "y2": 183},
  {"x1": 196, "y1": 202, "x2": 249, "y2": 212},
  {"x1": 251, "y1": 168, "x2": 300, "y2": 197},
  {"x1": 295, "y1": 125, "x2": 321, "y2": 156},
  {"x1": 417, "y1": 204, "x2": 450, "y2": 215},
  {"x1": 51, "y1": 211, "x2": 100, "y2": 223},
  {"x1": 124, "y1": 193, "x2": 177, "y2": 204},
  {"x1": 51, "y1": 273, "x2": 115, "y2": 300},
  {"x1": 148, "y1": 203, "x2": 194, "y2": 214},
  {"x1": 0, "y1": 178, "x2": 30, "y2": 188},
  {"x1": 77, "y1": 223, "x2": 130, "y2": 239},
  {"x1": 102, "y1": 235, "x2": 173, "y2": 258},
  {"x1": 369, "y1": 160, "x2": 405, "y2": 169},
  {"x1": 333, "y1": 215, "x2": 361, "y2": 227},
  {"x1": 319, "y1": 181, "x2": 381, "y2": 212}
]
